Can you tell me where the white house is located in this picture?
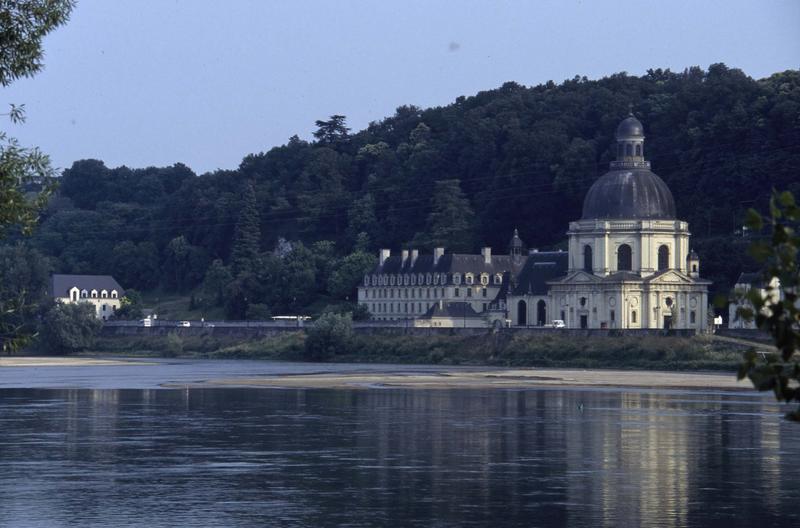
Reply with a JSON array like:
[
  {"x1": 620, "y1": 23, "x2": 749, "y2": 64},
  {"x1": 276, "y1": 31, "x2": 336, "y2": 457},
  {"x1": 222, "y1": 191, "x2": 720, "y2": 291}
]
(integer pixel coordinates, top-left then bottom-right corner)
[
  {"x1": 50, "y1": 274, "x2": 125, "y2": 320},
  {"x1": 727, "y1": 272, "x2": 782, "y2": 329}
]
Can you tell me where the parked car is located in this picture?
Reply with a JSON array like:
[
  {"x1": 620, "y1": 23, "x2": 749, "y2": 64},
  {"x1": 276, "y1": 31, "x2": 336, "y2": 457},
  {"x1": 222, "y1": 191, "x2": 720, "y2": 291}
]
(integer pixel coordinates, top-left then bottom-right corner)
[
  {"x1": 140, "y1": 318, "x2": 152, "y2": 327},
  {"x1": 177, "y1": 320, "x2": 191, "y2": 327},
  {"x1": 551, "y1": 319, "x2": 566, "y2": 329}
]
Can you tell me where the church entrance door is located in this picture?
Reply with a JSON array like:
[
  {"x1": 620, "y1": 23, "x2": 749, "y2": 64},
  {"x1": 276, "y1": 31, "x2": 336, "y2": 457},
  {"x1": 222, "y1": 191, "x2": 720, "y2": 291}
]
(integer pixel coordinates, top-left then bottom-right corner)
[
  {"x1": 663, "y1": 315, "x2": 673, "y2": 330},
  {"x1": 580, "y1": 315, "x2": 588, "y2": 329}
]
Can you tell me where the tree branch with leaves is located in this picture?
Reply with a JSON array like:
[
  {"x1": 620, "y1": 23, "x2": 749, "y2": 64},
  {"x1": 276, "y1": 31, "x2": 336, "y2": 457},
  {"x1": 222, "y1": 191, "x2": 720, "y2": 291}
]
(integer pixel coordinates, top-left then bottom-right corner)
[{"x1": 738, "y1": 190, "x2": 800, "y2": 420}]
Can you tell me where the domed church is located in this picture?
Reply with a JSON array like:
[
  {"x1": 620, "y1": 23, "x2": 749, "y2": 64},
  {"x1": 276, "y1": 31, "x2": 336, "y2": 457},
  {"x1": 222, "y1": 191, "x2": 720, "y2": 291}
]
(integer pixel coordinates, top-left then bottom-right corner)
[
  {"x1": 359, "y1": 113, "x2": 710, "y2": 332},
  {"x1": 508, "y1": 113, "x2": 710, "y2": 330}
]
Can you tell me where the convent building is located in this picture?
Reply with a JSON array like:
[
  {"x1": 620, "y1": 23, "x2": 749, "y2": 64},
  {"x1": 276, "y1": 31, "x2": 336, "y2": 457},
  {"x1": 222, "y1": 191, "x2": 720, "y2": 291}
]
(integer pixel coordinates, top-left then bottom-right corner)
[{"x1": 358, "y1": 114, "x2": 710, "y2": 332}]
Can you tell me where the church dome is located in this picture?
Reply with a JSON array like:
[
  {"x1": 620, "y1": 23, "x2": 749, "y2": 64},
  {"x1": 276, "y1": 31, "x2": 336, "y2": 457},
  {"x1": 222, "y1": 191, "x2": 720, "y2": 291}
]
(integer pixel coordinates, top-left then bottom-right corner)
[
  {"x1": 581, "y1": 169, "x2": 676, "y2": 220},
  {"x1": 616, "y1": 115, "x2": 644, "y2": 138},
  {"x1": 581, "y1": 113, "x2": 676, "y2": 220}
]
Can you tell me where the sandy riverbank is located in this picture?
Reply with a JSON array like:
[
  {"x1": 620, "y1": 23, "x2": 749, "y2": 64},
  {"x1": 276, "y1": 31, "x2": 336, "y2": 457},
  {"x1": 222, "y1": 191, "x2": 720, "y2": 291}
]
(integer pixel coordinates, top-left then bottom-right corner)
[
  {"x1": 0, "y1": 357, "x2": 144, "y2": 367},
  {"x1": 200, "y1": 367, "x2": 752, "y2": 391}
]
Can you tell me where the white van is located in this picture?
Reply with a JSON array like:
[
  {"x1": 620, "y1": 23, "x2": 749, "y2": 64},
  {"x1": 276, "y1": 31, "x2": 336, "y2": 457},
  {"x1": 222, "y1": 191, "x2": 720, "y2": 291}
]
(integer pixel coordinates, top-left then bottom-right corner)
[{"x1": 551, "y1": 320, "x2": 566, "y2": 329}]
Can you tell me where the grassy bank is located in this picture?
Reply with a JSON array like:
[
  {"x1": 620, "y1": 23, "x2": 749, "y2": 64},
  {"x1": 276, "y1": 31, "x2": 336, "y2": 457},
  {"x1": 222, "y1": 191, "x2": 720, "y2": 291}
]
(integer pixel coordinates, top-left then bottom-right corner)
[{"x1": 89, "y1": 331, "x2": 749, "y2": 371}]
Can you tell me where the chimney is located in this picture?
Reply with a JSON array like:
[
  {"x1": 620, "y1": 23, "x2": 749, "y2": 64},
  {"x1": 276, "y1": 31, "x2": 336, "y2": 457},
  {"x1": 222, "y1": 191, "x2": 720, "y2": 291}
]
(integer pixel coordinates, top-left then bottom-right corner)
[
  {"x1": 379, "y1": 249, "x2": 390, "y2": 266},
  {"x1": 411, "y1": 249, "x2": 419, "y2": 266},
  {"x1": 433, "y1": 247, "x2": 444, "y2": 265},
  {"x1": 401, "y1": 249, "x2": 409, "y2": 266},
  {"x1": 481, "y1": 247, "x2": 492, "y2": 264}
]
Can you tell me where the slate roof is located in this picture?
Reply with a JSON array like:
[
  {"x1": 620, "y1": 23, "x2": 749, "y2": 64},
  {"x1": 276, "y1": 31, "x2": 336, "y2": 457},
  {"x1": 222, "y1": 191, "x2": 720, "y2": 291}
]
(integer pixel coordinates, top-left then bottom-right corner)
[
  {"x1": 510, "y1": 251, "x2": 569, "y2": 295},
  {"x1": 422, "y1": 301, "x2": 482, "y2": 319},
  {"x1": 372, "y1": 253, "x2": 519, "y2": 279},
  {"x1": 50, "y1": 274, "x2": 125, "y2": 298}
]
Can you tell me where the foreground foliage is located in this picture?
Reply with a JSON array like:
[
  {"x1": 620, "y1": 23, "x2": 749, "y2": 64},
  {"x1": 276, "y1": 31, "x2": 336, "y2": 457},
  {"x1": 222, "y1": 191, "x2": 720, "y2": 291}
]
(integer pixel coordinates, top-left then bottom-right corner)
[{"x1": 738, "y1": 191, "x2": 800, "y2": 420}]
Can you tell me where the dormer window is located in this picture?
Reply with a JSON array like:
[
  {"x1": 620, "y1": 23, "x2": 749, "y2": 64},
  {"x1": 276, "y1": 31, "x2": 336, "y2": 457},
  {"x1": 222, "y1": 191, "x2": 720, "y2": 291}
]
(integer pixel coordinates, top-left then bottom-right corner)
[
  {"x1": 480, "y1": 274, "x2": 489, "y2": 286},
  {"x1": 403, "y1": 275, "x2": 409, "y2": 286},
  {"x1": 433, "y1": 274, "x2": 439, "y2": 285},
  {"x1": 81, "y1": 289, "x2": 88, "y2": 298},
  {"x1": 410, "y1": 274, "x2": 416, "y2": 286},
  {"x1": 494, "y1": 274, "x2": 502, "y2": 285},
  {"x1": 101, "y1": 290, "x2": 108, "y2": 298},
  {"x1": 441, "y1": 273, "x2": 448, "y2": 284},
  {"x1": 453, "y1": 274, "x2": 461, "y2": 285},
  {"x1": 418, "y1": 274, "x2": 424, "y2": 285},
  {"x1": 426, "y1": 273, "x2": 432, "y2": 285},
  {"x1": 90, "y1": 289, "x2": 98, "y2": 298},
  {"x1": 390, "y1": 275, "x2": 396, "y2": 286},
  {"x1": 465, "y1": 273, "x2": 474, "y2": 285},
  {"x1": 111, "y1": 290, "x2": 118, "y2": 299}
]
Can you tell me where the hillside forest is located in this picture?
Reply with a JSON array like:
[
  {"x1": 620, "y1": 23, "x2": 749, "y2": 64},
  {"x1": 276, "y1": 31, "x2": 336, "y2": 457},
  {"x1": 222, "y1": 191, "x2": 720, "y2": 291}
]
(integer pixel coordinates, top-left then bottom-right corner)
[{"x1": 3, "y1": 64, "x2": 799, "y2": 320}]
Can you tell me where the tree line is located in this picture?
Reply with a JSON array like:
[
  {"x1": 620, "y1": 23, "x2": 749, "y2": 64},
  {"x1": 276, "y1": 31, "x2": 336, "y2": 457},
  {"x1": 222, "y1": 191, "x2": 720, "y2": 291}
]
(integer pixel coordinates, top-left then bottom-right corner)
[{"x1": 4, "y1": 63, "x2": 800, "y2": 320}]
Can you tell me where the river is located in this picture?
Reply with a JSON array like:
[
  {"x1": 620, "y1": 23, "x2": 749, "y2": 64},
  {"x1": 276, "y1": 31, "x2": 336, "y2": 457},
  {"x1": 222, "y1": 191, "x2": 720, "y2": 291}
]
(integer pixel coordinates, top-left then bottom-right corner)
[{"x1": 0, "y1": 360, "x2": 797, "y2": 527}]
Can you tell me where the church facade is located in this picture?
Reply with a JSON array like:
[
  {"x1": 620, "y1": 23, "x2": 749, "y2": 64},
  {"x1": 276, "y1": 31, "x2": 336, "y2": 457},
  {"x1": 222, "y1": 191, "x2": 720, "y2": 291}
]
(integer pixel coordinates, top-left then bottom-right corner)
[{"x1": 359, "y1": 114, "x2": 710, "y2": 332}]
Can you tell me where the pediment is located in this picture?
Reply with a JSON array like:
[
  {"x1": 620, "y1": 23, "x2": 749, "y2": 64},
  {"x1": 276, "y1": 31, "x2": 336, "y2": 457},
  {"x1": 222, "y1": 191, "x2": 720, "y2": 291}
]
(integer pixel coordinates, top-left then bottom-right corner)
[
  {"x1": 555, "y1": 270, "x2": 603, "y2": 284},
  {"x1": 647, "y1": 270, "x2": 693, "y2": 285}
]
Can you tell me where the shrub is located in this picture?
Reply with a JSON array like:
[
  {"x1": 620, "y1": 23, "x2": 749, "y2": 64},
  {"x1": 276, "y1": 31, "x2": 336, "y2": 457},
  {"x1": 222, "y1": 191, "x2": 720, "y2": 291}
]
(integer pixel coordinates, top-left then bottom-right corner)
[{"x1": 304, "y1": 311, "x2": 353, "y2": 361}]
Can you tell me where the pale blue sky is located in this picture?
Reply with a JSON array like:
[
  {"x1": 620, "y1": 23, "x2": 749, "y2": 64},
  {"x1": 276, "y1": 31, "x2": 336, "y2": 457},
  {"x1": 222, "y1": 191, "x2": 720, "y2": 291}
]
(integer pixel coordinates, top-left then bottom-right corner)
[{"x1": 3, "y1": 0, "x2": 799, "y2": 175}]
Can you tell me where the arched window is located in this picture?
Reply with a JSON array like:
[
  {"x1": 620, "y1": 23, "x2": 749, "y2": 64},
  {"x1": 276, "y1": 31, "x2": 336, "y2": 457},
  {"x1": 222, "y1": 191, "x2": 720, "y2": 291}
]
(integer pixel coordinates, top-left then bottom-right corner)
[
  {"x1": 625, "y1": 144, "x2": 633, "y2": 157},
  {"x1": 631, "y1": 310, "x2": 637, "y2": 323},
  {"x1": 692, "y1": 264, "x2": 698, "y2": 273},
  {"x1": 81, "y1": 289, "x2": 88, "y2": 298},
  {"x1": 517, "y1": 300, "x2": 527, "y2": 326},
  {"x1": 537, "y1": 300, "x2": 547, "y2": 326},
  {"x1": 90, "y1": 290, "x2": 98, "y2": 298},
  {"x1": 635, "y1": 144, "x2": 642, "y2": 157},
  {"x1": 465, "y1": 274, "x2": 474, "y2": 285},
  {"x1": 101, "y1": 290, "x2": 108, "y2": 298},
  {"x1": 658, "y1": 245, "x2": 669, "y2": 271},
  {"x1": 617, "y1": 244, "x2": 632, "y2": 271},
  {"x1": 583, "y1": 245, "x2": 593, "y2": 273}
]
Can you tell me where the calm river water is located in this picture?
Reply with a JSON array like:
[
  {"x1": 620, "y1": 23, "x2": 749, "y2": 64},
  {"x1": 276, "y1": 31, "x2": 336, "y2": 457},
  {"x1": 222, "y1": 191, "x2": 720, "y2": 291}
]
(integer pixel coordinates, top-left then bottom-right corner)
[{"x1": 0, "y1": 362, "x2": 798, "y2": 527}]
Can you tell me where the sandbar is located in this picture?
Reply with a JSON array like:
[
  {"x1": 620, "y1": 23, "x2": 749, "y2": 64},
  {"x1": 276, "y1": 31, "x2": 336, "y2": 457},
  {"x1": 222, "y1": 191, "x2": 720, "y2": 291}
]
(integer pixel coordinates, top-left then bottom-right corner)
[
  {"x1": 200, "y1": 368, "x2": 753, "y2": 391},
  {"x1": 0, "y1": 357, "x2": 144, "y2": 367}
]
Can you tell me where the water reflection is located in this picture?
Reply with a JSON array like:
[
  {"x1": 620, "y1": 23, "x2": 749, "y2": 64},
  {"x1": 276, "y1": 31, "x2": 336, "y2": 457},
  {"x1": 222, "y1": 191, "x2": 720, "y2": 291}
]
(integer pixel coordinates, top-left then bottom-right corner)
[{"x1": 0, "y1": 388, "x2": 796, "y2": 527}]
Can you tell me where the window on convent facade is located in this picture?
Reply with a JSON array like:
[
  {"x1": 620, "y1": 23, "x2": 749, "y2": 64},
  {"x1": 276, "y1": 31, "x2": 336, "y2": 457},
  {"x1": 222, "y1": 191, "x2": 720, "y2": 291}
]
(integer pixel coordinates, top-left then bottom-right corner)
[
  {"x1": 467, "y1": 288, "x2": 472, "y2": 297},
  {"x1": 482, "y1": 288, "x2": 487, "y2": 298},
  {"x1": 454, "y1": 288, "x2": 460, "y2": 297}
]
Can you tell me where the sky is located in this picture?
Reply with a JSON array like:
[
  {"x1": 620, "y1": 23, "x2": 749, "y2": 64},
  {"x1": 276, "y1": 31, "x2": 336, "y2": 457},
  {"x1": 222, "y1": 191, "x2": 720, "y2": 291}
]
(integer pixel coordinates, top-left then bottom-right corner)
[{"x1": 3, "y1": 0, "x2": 799, "y2": 175}]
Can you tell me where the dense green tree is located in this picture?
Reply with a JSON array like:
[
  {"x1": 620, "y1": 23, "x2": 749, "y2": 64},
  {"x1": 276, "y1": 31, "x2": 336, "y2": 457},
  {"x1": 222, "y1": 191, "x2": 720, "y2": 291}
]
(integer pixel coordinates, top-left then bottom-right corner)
[
  {"x1": 313, "y1": 115, "x2": 350, "y2": 144},
  {"x1": 303, "y1": 311, "x2": 353, "y2": 361},
  {"x1": 162, "y1": 236, "x2": 209, "y2": 292},
  {"x1": 230, "y1": 181, "x2": 261, "y2": 276},
  {"x1": 38, "y1": 302, "x2": 101, "y2": 355},
  {"x1": 199, "y1": 259, "x2": 233, "y2": 308},
  {"x1": 110, "y1": 241, "x2": 159, "y2": 290},
  {"x1": 115, "y1": 289, "x2": 144, "y2": 320},
  {"x1": 413, "y1": 179, "x2": 476, "y2": 251},
  {"x1": 328, "y1": 251, "x2": 377, "y2": 300}
]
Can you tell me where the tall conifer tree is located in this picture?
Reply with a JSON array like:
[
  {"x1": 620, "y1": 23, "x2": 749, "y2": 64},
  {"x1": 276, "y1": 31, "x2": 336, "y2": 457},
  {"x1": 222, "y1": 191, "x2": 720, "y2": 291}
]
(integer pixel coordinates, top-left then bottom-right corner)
[{"x1": 230, "y1": 181, "x2": 261, "y2": 276}]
